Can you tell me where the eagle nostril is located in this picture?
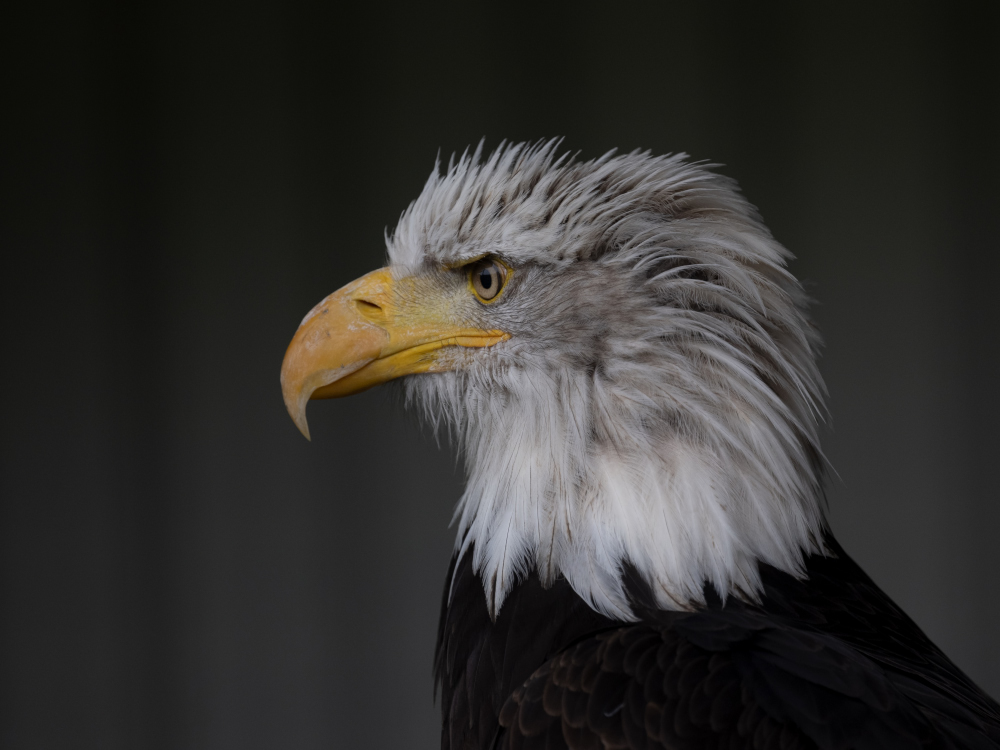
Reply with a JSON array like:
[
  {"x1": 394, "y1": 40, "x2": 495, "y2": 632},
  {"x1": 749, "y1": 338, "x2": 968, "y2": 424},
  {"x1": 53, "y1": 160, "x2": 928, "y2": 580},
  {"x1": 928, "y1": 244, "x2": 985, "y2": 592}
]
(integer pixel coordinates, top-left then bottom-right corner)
[{"x1": 355, "y1": 298, "x2": 384, "y2": 320}]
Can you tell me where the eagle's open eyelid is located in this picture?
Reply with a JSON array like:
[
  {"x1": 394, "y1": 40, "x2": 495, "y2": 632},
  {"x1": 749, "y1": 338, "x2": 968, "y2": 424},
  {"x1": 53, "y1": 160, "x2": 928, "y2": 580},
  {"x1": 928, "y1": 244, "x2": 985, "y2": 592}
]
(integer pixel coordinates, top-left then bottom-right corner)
[{"x1": 467, "y1": 257, "x2": 512, "y2": 304}]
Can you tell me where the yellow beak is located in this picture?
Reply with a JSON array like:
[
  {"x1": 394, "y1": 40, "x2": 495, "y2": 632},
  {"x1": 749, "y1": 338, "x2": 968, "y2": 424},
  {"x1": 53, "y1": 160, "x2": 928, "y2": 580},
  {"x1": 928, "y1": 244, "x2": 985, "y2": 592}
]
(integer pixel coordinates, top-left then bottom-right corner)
[{"x1": 280, "y1": 267, "x2": 508, "y2": 439}]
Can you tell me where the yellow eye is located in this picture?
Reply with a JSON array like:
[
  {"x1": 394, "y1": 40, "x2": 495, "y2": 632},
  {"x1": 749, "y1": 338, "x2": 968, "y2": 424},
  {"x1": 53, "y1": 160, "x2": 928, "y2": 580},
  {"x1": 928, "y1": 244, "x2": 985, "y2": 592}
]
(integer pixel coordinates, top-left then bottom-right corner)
[{"x1": 469, "y1": 258, "x2": 509, "y2": 303}]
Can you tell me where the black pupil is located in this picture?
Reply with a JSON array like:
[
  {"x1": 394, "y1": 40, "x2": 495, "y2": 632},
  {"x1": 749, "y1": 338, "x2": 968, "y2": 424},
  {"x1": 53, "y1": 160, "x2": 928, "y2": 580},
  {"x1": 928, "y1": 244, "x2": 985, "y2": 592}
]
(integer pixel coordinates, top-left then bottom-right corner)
[{"x1": 479, "y1": 267, "x2": 493, "y2": 290}]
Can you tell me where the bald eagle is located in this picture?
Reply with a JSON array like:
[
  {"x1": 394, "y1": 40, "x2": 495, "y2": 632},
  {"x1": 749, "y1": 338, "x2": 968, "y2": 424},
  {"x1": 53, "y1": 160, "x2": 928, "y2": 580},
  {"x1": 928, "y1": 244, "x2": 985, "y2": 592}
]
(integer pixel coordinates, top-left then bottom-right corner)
[{"x1": 280, "y1": 142, "x2": 1000, "y2": 749}]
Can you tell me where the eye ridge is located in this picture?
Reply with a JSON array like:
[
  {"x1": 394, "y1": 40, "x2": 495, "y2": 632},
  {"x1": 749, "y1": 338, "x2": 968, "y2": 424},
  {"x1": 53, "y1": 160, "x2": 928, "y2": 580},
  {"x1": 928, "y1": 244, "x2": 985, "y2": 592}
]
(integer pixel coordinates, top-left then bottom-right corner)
[{"x1": 468, "y1": 257, "x2": 511, "y2": 304}]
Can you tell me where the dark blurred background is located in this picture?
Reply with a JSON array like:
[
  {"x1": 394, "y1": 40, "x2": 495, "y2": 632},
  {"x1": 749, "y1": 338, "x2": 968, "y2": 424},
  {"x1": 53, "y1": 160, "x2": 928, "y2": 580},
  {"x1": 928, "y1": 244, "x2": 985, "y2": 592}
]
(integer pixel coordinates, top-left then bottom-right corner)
[{"x1": 2, "y1": 2, "x2": 999, "y2": 747}]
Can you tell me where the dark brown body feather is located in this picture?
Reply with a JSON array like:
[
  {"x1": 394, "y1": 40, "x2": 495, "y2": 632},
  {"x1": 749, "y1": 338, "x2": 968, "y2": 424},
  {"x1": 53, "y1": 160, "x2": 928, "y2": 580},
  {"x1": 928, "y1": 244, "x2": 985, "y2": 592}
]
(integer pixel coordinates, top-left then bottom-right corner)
[{"x1": 435, "y1": 535, "x2": 1000, "y2": 749}]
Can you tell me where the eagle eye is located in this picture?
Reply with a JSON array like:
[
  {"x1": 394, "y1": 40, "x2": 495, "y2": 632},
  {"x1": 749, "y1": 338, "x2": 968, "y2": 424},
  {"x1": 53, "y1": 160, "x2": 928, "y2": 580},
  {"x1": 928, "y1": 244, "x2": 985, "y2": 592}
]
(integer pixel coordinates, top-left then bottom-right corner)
[{"x1": 468, "y1": 258, "x2": 509, "y2": 303}]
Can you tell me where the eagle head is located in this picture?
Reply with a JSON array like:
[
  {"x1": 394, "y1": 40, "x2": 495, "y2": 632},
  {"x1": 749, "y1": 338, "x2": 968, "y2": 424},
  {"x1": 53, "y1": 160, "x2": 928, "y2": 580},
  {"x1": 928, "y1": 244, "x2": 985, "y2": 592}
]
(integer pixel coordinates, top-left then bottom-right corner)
[{"x1": 281, "y1": 141, "x2": 827, "y2": 620}]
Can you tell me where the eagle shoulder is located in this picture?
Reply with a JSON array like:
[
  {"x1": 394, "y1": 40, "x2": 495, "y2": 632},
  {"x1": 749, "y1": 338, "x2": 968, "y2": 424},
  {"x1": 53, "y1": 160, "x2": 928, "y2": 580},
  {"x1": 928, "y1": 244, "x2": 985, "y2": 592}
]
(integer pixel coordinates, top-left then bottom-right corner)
[
  {"x1": 498, "y1": 612, "x2": 943, "y2": 749},
  {"x1": 437, "y1": 538, "x2": 1000, "y2": 750}
]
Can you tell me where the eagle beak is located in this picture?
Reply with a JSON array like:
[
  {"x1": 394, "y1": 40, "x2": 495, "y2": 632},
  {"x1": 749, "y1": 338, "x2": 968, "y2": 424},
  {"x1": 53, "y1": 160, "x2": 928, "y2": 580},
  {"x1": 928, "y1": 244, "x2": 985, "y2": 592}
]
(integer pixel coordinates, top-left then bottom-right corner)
[{"x1": 280, "y1": 267, "x2": 508, "y2": 440}]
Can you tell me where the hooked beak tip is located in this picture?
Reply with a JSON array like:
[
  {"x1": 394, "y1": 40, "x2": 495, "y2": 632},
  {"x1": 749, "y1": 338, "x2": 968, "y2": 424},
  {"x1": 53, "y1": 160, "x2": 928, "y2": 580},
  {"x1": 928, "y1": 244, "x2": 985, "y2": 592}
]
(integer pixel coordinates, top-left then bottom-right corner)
[
  {"x1": 281, "y1": 370, "x2": 314, "y2": 442},
  {"x1": 292, "y1": 410, "x2": 312, "y2": 442}
]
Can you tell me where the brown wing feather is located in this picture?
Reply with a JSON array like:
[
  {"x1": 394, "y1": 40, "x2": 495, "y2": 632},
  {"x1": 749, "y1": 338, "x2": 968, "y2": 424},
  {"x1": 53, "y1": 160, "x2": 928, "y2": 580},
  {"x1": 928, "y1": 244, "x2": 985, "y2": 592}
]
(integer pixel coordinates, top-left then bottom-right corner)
[{"x1": 497, "y1": 616, "x2": 956, "y2": 750}]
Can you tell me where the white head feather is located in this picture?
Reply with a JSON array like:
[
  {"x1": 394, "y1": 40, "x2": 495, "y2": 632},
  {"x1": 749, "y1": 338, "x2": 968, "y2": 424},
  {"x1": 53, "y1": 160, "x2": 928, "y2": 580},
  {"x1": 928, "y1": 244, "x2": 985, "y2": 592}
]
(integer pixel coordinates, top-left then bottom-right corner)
[{"x1": 388, "y1": 141, "x2": 827, "y2": 620}]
